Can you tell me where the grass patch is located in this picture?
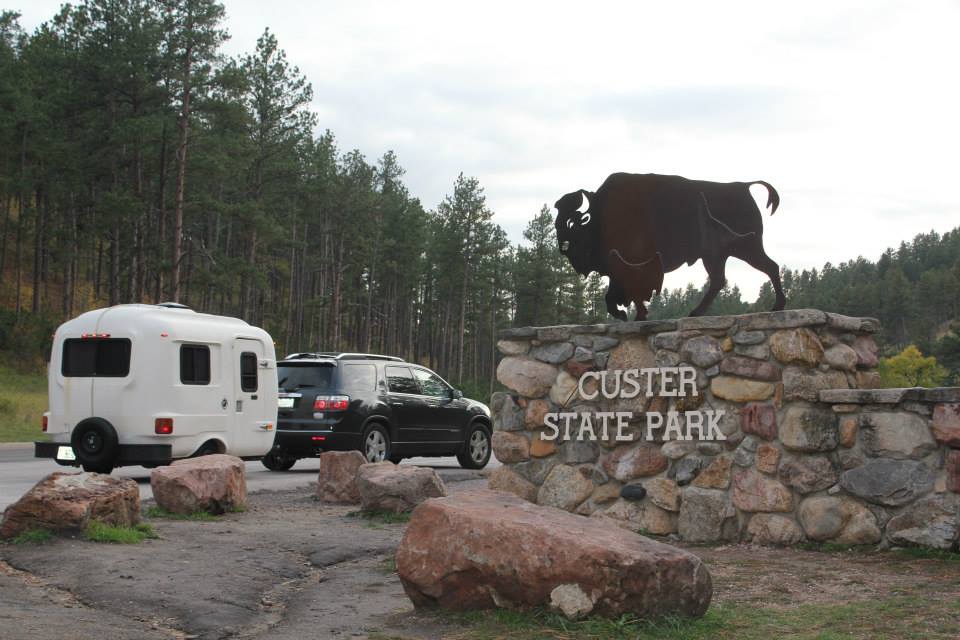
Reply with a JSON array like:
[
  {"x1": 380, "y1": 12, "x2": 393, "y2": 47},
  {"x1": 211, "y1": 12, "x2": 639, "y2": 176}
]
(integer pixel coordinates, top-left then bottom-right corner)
[
  {"x1": 11, "y1": 528, "x2": 53, "y2": 545},
  {"x1": 144, "y1": 506, "x2": 219, "y2": 521},
  {"x1": 441, "y1": 596, "x2": 960, "y2": 640},
  {"x1": 378, "y1": 557, "x2": 398, "y2": 574},
  {"x1": 84, "y1": 521, "x2": 158, "y2": 544},
  {"x1": 0, "y1": 362, "x2": 48, "y2": 443},
  {"x1": 796, "y1": 541, "x2": 875, "y2": 554},
  {"x1": 347, "y1": 509, "x2": 412, "y2": 528},
  {"x1": 893, "y1": 546, "x2": 960, "y2": 562}
]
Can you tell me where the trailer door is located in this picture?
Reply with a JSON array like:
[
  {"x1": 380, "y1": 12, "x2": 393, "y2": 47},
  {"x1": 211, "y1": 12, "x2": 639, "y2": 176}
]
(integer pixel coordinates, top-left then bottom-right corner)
[{"x1": 232, "y1": 338, "x2": 276, "y2": 454}]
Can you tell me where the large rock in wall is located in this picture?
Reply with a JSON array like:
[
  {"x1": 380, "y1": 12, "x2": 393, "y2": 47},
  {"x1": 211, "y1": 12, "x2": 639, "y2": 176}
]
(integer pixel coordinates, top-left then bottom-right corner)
[{"x1": 491, "y1": 310, "x2": 960, "y2": 550}]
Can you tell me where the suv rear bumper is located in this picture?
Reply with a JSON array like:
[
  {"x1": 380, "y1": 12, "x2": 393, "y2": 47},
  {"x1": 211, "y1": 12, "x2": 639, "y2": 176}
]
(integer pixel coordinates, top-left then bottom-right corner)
[
  {"x1": 272, "y1": 429, "x2": 361, "y2": 458},
  {"x1": 35, "y1": 441, "x2": 173, "y2": 467}
]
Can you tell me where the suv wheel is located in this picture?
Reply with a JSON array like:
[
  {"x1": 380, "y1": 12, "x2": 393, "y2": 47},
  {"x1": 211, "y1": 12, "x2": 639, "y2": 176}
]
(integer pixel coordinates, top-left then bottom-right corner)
[
  {"x1": 262, "y1": 449, "x2": 296, "y2": 471},
  {"x1": 457, "y1": 424, "x2": 491, "y2": 470},
  {"x1": 363, "y1": 424, "x2": 391, "y2": 462}
]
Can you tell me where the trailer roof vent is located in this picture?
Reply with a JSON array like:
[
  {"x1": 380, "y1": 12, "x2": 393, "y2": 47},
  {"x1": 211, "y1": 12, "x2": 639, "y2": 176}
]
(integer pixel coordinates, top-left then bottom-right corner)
[{"x1": 157, "y1": 302, "x2": 191, "y2": 309}]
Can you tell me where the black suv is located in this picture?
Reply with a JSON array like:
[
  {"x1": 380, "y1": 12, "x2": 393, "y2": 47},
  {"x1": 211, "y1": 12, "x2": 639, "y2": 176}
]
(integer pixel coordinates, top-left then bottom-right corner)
[{"x1": 263, "y1": 352, "x2": 493, "y2": 471}]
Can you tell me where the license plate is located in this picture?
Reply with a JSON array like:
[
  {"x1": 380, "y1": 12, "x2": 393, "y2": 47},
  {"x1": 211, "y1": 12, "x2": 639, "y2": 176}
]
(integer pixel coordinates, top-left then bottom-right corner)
[
  {"x1": 278, "y1": 397, "x2": 295, "y2": 408},
  {"x1": 57, "y1": 446, "x2": 76, "y2": 462}
]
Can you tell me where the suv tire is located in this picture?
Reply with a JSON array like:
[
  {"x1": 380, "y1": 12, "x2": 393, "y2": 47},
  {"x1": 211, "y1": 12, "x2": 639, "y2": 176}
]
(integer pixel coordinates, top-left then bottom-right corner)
[
  {"x1": 71, "y1": 419, "x2": 119, "y2": 474},
  {"x1": 457, "y1": 423, "x2": 491, "y2": 470},
  {"x1": 362, "y1": 424, "x2": 391, "y2": 462},
  {"x1": 262, "y1": 449, "x2": 296, "y2": 471}
]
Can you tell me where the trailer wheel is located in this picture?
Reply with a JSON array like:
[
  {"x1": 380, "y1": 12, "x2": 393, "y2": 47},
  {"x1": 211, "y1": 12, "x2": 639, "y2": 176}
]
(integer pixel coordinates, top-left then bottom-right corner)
[{"x1": 71, "y1": 419, "x2": 119, "y2": 474}]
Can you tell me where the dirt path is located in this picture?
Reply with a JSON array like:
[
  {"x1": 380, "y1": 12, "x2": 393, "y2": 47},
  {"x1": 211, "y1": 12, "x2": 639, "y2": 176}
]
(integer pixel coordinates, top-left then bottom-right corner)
[{"x1": 2, "y1": 475, "x2": 959, "y2": 639}]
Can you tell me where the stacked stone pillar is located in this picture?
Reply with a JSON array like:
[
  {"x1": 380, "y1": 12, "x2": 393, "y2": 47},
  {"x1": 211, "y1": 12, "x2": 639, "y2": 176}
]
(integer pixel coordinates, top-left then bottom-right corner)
[{"x1": 490, "y1": 310, "x2": 960, "y2": 549}]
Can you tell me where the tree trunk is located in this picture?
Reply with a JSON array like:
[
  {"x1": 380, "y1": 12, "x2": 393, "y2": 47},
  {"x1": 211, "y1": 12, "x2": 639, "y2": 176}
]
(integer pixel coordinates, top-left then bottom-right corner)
[{"x1": 171, "y1": 44, "x2": 193, "y2": 303}]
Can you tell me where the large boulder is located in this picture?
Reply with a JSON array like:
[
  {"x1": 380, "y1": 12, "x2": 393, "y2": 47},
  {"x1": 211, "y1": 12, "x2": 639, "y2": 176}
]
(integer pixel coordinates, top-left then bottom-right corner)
[
  {"x1": 356, "y1": 462, "x2": 446, "y2": 513},
  {"x1": 858, "y1": 412, "x2": 936, "y2": 460},
  {"x1": 316, "y1": 450, "x2": 367, "y2": 504},
  {"x1": 1, "y1": 472, "x2": 140, "y2": 539},
  {"x1": 396, "y1": 489, "x2": 711, "y2": 620},
  {"x1": 151, "y1": 454, "x2": 247, "y2": 514}
]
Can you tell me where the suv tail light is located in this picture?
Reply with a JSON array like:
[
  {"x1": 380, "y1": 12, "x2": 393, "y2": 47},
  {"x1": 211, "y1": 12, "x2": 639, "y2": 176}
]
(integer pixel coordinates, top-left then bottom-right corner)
[
  {"x1": 314, "y1": 395, "x2": 350, "y2": 411},
  {"x1": 155, "y1": 418, "x2": 174, "y2": 434},
  {"x1": 42, "y1": 415, "x2": 48, "y2": 432}
]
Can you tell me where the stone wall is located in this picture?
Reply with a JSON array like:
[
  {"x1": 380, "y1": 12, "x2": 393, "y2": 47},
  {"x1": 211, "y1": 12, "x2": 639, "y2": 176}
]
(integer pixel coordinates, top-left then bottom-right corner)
[{"x1": 489, "y1": 309, "x2": 960, "y2": 550}]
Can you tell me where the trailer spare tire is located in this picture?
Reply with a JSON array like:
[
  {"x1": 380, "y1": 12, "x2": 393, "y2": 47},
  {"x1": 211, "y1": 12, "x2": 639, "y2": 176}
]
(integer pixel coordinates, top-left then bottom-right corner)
[{"x1": 71, "y1": 418, "x2": 119, "y2": 474}]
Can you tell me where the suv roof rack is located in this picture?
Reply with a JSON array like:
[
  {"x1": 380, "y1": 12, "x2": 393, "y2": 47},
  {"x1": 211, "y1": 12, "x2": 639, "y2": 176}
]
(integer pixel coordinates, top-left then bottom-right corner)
[{"x1": 282, "y1": 352, "x2": 405, "y2": 362}]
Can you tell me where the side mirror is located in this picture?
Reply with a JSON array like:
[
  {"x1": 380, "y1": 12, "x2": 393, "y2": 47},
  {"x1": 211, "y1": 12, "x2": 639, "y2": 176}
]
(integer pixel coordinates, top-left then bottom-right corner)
[{"x1": 452, "y1": 389, "x2": 463, "y2": 399}]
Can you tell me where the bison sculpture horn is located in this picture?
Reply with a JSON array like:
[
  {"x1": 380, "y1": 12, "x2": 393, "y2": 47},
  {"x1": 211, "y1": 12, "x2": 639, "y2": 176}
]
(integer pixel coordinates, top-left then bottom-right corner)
[{"x1": 554, "y1": 172, "x2": 786, "y2": 321}]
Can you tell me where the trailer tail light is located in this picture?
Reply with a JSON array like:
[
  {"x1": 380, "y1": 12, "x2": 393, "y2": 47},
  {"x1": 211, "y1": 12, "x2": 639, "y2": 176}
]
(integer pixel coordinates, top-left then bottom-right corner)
[
  {"x1": 42, "y1": 415, "x2": 48, "y2": 432},
  {"x1": 313, "y1": 395, "x2": 350, "y2": 411},
  {"x1": 155, "y1": 418, "x2": 174, "y2": 435},
  {"x1": 311, "y1": 436, "x2": 326, "y2": 442}
]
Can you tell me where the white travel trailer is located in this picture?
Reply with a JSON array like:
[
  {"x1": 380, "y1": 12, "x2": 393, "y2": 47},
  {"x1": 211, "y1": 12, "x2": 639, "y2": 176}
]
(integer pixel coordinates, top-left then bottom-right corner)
[{"x1": 36, "y1": 303, "x2": 278, "y2": 473}]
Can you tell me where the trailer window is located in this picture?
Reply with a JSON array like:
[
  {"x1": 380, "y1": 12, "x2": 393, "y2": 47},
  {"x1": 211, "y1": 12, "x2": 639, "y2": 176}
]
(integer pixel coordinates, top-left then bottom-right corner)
[
  {"x1": 180, "y1": 345, "x2": 211, "y2": 385},
  {"x1": 62, "y1": 338, "x2": 131, "y2": 377},
  {"x1": 240, "y1": 352, "x2": 258, "y2": 392}
]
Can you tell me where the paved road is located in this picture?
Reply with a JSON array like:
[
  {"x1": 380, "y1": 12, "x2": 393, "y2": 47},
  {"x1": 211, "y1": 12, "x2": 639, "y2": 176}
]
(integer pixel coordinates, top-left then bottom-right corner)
[{"x1": 0, "y1": 443, "x2": 499, "y2": 510}]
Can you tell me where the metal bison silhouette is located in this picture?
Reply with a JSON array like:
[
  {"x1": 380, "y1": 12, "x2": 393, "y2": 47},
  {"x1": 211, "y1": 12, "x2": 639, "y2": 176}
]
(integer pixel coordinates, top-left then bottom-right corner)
[{"x1": 555, "y1": 172, "x2": 786, "y2": 320}]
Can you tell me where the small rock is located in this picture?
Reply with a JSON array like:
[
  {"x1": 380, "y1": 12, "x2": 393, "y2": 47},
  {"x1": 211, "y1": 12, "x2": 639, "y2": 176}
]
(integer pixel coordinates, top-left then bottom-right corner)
[
  {"x1": 151, "y1": 454, "x2": 247, "y2": 515},
  {"x1": 661, "y1": 441, "x2": 696, "y2": 460},
  {"x1": 719, "y1": 356, "x2": 782, "y2": 381},
  {"x1": 886, "y1": 494, "x2": 959, "y2": 550},
  {"x1": 755, "y1": 444, "x2": 781, "y2": 474},
  {"x1": 797, "y1": 496, "x2": 880, "y2": 544},
  {"x1": 538, "y1": 465, "x2": 594, "y2": 511},
  {"x1": 780, "y1": 406, "x2": 838, "y2": 452},
  {"x1": 672, "y1": 456, "x2": 703, "y2": 486},
  {"x1": 734, "y1": 343, "x2": 770, "y2": 360},
  {"x1": 732, "y1": 330, "x2": 766, "y2": 345},
  {"x1": 550, "y1": 583, "x2": 596, "y2": 620},
  {"x1": 851, "y1": 336, "x2": 879, "y2": 368},
  {"x1": 932, "y1": 403, "x2": 960, "y2": 447},
  {"x1": 823, "y1": 344, "x2": 858, "y2": 371},
  {"x1": 680, "y1": 336, "x2": 724, "y2": 368},
  {"x1": 497, "y1": 339, "x2": 529, "y2": 356},
  {"x1": 692, "y1": 455, "x2": 733, "y2": 489},
  {"x1": 678, "y1": 487, "x2": 735, "y2": 543},
  {"x1": 488, "y1": 467, "x2": 538, "y2": 503},
  {"x1": 859, "y1": 412, "x2": 936, "y2": 460},
  {"x1": 316, "y1": 451, "x2": 367, "y2": 504},
  {"x1": 594, "y1": 499, "x2": 676, "y2": 536},
  {"x1": 733, "y1": 469, "x2": 793, "y2": 512},
  {"x1": 492, "y1": 431, "x2": 530, "y2": 463},
  {"x1": 741, "y1": 403, "x2": 778, "y2": 440},
  {"x1": 839, "y1": 416, "x2": 858, "y2": 448},
  {"x1": 747, "y1": 514, "x2": 805, "y2": 546},
  {"x1": 620, "y1": 483, "x2": 647, "y2": 501},
  {"x1": 491, "y1": 392, "x2": 525, "y2": 432},
  {"x1": 356, "y1": 462, "x2": 446, "y2": 513},
  {"x1": 710, "y1": 376, "x2": 776, "y2": 403},
  {"x1": 769, "y1": 328, "x2": 824, "y2": 367},
  {"x1": 778, "y1": 455, "x2": 837, "y2": 494},
  {"x1": 644, "y1": 477, "x2": 680, "y2": 511},
  {"x1": 602, "y1": 445, "x2": 669, "y2": 481},
  {"x1": 496, "y1": 357, "x2": 558, "y2": 398},
  {"x1": 531, "y1": 342, "x2": 575, "y2": 364}
]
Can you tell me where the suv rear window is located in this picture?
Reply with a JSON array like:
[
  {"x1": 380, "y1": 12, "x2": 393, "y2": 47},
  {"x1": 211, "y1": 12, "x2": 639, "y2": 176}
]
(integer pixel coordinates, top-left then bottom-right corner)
[
  {"x1": 62, "y1": 338, "x2": 131, "y2": 377},
  {"x1": 278, "y1": 363, "x2": 335, "y2": 392},
  {"x1": 341, "y1": 363, "x2": 377, "y2": 391}
]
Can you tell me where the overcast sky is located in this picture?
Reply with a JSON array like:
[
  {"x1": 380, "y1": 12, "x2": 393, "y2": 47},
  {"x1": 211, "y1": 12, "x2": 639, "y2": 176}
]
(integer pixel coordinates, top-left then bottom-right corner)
[{"x1": 16, "y1": 1, "x2": 960, "y2": 300}]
